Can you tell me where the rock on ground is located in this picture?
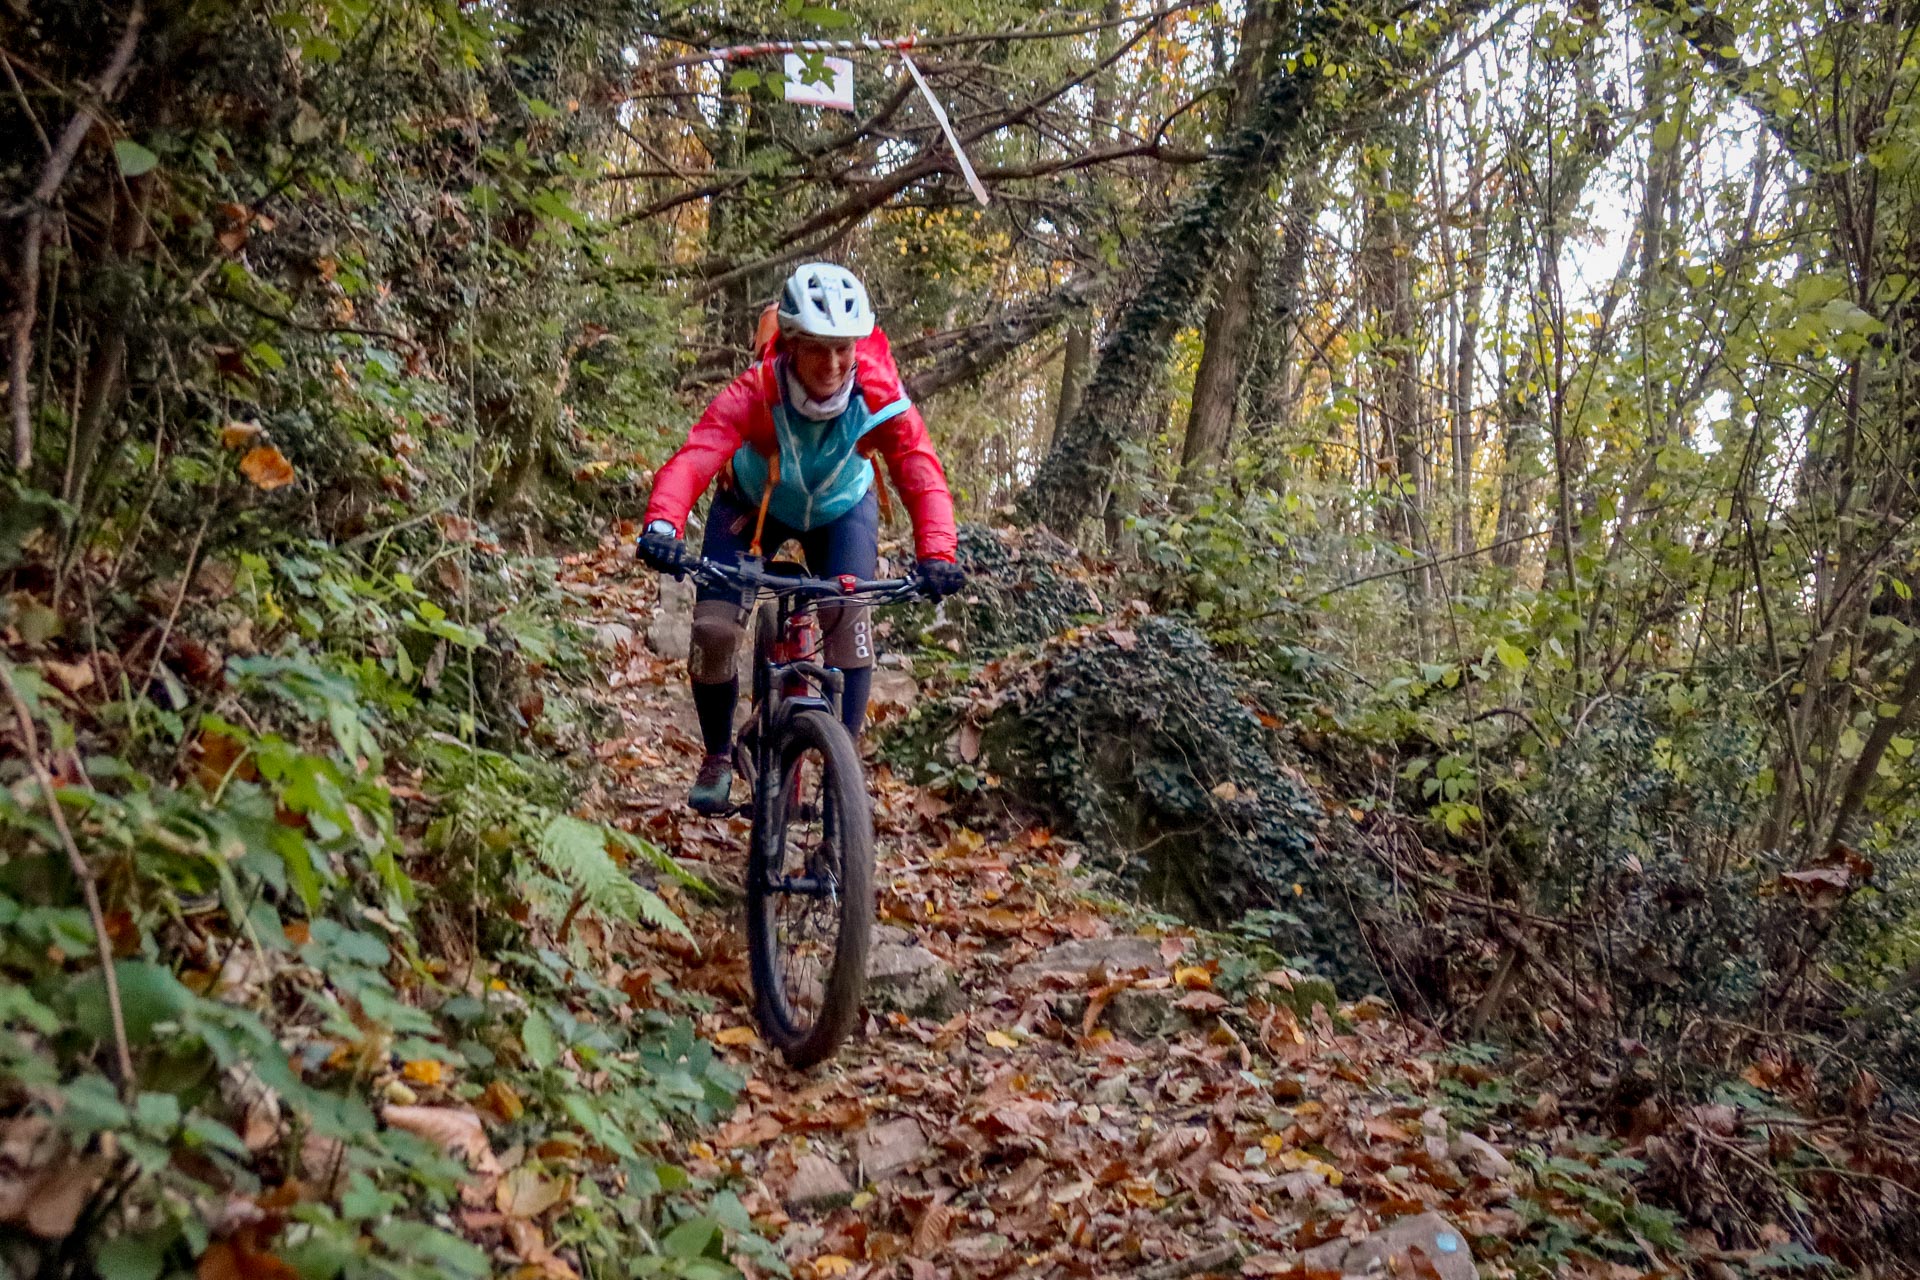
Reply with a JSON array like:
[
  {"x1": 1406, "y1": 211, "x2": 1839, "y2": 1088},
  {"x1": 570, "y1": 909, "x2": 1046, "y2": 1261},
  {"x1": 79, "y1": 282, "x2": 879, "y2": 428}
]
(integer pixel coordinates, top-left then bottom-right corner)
[
  {"x1": 1008, "y1": 936, "x2": 1162, "y2": 987},
  {"x1": 866, "y1": 940, "x2": 958, "y2": 1019},
  {"x1": 855, "y1": 1118, "x2": 930, "y2": 1182},
  {"x1": 784, "y1": 1154, "x2": 854, "y2": 1212},
  {"x1": 1303, "y1": 1212, "x2": 1478, "y2": 1280},
  {"x1": 1450, "y1": 1130, "x2": 1514, "y2": 1179},
  {"x1": 648, "y1": 573, "x2": 693, "y2": 660}
]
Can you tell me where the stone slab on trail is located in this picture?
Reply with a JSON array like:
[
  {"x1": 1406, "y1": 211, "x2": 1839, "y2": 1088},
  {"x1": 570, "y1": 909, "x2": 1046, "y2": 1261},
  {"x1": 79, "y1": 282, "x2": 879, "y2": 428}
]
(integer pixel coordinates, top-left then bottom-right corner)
[
  {"x1": 783, "y1": 1154, "x2": 855, "y2": 1212},
  {"x1": 1302, "y1": 1212, "x2": 1479, "y2": 1280},
  {"x1": 854, "y1": 1117, "x2": 930, "y2": 1182},
  {"x1": 647, "y1": 573, "x2": 693, "y2": 660},
  {"x1": 866, "y1": 940, "x2": 958, "y2": 1018},
  {"x1": 1008, "y1": 935, "x2": 1162, "y2": 986}
]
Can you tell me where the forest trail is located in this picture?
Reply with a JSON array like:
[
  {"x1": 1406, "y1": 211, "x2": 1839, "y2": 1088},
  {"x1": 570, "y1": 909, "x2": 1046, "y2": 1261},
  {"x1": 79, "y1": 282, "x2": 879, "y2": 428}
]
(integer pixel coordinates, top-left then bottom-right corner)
[{"x1": 558, "y1": 529, "x2": 1535, "y2": 1280}]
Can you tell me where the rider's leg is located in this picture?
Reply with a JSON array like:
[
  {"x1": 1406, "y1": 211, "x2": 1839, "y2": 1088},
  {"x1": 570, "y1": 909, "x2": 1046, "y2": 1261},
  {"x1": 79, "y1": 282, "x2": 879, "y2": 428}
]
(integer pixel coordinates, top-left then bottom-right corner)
[
  {"x1": 689, "y1": 602, "x2": 742, "y2": 754},
  {"x1": 802, "y1": 491, "x2": 879, "y2": 739},
  {"x1": 688, "y1": 488, "x2": 796, "y2": 810}
]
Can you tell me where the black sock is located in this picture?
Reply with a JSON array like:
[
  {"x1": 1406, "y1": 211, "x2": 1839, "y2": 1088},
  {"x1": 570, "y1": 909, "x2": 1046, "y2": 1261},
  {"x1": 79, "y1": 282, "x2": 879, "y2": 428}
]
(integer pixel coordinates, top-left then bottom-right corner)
[
  {"x1": 692, "y1": 678, "x2": 738, "y2": 756},
  {"x1": 837, "y1": 666, "x2": 872, "y2": 740}
]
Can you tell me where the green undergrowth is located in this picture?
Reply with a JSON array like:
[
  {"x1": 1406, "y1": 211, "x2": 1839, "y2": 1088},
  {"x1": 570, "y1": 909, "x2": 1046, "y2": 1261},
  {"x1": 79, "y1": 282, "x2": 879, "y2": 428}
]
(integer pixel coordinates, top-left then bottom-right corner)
[{"x1": 0, "y1": 532, "x2": 776, "y2": 1279}]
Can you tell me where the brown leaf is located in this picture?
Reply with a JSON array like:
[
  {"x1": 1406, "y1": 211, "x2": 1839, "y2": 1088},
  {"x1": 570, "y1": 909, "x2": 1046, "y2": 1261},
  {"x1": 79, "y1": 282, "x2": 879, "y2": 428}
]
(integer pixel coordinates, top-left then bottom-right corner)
[
  {"x1": 197, "y1": 1240, "x2": 299, "y2": 1280},
  {"x1": 498, "y1": 1166, "x2": 573, "y2": 1220},
  {"x1": 716, "y1": 1112, "x2": 783, "y2": 1149},
  {"x1": 382, "y1": 1105, "x2": 501, "y2": 1174},
  {"x1": 18, "y1": 1156, "x2": 108, "y2": 1240},
  {"x1": 239, "y1": 446, "x2": 297, "y2": 491},
  {"x1": 195, "y1": 729, "x2": 256, "y2": 791},
  {"x1": 478, "y1": 1080, "x2": 525, "y2": 1124},
  {"x1": 1848, "y1": 1069, "x2": 1882, "y2": 1117},
  {"x1": 38, "y1": 657, "x2": 94, "y2": 695},
  {"x1": 910, "y1": 1201, "x2": 954, "y2": 1255},
  {"x1": 1174, "y1": 990, "x2": 1228, "y2": 1013}
]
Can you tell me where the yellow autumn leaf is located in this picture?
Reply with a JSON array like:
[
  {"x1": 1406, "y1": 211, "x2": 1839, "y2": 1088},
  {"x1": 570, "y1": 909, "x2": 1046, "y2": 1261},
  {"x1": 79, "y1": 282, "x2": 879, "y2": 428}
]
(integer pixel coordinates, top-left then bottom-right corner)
[
  {"x1": 811, "y1": 1256, "x2": 854, "y2": 1278},
  {"x1": 984, "y1": 1029, "x2": 1018, "y2": 1049},
  {"x1": 1173, "y1": 965, "x2": 1213, "y2": 990},
  {"x1": 401, "y1": 1058, "x2": 445, "y2": 1086},
  {"x1": 714, "y1": 1025, "x2": 759, "y2": 1047}
]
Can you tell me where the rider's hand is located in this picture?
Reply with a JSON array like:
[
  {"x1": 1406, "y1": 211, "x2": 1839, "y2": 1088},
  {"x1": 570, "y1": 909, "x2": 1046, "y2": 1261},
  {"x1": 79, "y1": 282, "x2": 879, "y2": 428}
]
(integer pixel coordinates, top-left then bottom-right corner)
[
  {"x1": 637, "y1": 521, "x2": 687, "y2": 577},
  {"x1": 916, "y1": 557, "x2": 966, "y2": 601}
]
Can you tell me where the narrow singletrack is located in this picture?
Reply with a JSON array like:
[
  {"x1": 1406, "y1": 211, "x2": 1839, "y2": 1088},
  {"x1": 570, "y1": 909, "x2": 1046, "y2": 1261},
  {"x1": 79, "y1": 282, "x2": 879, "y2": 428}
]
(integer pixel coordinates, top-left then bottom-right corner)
[{"x1": 563, "y1": 530, "x2": 1534, "y2": 1280}]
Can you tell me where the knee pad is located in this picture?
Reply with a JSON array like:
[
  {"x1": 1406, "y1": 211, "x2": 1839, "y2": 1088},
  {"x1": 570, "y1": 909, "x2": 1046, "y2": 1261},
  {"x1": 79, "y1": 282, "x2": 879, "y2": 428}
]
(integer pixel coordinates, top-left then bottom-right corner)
[
  {"x1": 820, "y1": 604, "x2": 874, "y2": 670},
  {"x1": 689, "y1": 603, "x2": 745, "y2": 683}
]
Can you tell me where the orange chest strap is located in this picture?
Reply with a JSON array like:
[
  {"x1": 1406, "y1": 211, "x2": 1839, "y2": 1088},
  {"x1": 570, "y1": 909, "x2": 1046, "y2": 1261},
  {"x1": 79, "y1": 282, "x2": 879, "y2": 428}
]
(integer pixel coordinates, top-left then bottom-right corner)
[{"x1": 862, "y1": 446, "x2": 896, "y2": 527}]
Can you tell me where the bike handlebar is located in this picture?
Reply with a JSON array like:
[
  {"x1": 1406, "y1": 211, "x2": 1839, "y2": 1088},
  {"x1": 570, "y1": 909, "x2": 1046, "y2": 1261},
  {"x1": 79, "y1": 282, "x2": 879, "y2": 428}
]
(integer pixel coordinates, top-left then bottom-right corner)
[{"x1": 683, "y1": 555, "x2": 922, "y2": 603}]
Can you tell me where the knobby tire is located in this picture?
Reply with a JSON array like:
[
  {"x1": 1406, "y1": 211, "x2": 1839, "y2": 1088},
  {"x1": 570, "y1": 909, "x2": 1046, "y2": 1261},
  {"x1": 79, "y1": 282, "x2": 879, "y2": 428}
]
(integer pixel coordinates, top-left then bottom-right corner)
[{"x1": 745, "y1": 707, "x2": 874, "y2": 1068}]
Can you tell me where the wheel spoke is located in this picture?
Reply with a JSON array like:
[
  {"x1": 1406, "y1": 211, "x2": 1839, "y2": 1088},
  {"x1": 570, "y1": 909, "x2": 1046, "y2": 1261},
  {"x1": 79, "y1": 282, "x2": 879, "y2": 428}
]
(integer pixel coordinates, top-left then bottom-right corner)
[{"x1": 768, "y1": 747, "x2": 843, "y2": 1034}]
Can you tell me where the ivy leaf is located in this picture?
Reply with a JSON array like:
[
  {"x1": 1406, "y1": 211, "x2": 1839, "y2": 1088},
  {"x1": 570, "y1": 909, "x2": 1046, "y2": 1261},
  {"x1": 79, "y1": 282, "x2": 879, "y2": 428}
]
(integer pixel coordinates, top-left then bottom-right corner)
[
  {"x1": 113, "y1": 139, "x2": 159, "y2": 176},
  {"x1": 521, "y1": 1007, "x2": 558, "y2": 1069},
  {"x1": 95, "y1": 1233, "x2": 168, "y2": 1280}
]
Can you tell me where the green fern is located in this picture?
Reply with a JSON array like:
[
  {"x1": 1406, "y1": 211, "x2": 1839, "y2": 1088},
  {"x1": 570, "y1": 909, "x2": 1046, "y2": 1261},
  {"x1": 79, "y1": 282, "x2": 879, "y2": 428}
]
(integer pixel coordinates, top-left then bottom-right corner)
[
  {"x1": 535, "y1": 815, "x2": 691, "y2": 938},
  {"x1": 609, "y1": 827, "x2": 715, "y2": 898}
]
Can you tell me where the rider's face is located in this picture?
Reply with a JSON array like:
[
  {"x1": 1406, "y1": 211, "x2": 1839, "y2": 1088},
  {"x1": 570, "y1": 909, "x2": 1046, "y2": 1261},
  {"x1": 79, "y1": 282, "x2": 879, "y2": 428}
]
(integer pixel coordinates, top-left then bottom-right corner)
[{"x1": 789, "y1": 335, "x2": 858, "y2": 401}]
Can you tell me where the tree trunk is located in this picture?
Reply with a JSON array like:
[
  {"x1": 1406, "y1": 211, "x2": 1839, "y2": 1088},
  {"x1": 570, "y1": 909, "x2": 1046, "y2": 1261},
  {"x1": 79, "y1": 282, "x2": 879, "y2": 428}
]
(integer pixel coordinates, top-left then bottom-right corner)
[
  {"x1": 1176, "y1": 244, "x2": 1262, "y2": 498},
  {"x1": 1051, "y1": 322, "x2": 1093, "y2": 448},
  {"x1": 1173, "y1": 1, "x2": 1280, "y2": 503},
  {"x1": 1019, "y1": 0, "x2": 1487, "y2": 536},
  {"x1": 1363, "y1": 117, "x2": 1427, "y2": 578},
  {"x1": 1244, "y1": 176, "x2": 1320, "y2": 464}
]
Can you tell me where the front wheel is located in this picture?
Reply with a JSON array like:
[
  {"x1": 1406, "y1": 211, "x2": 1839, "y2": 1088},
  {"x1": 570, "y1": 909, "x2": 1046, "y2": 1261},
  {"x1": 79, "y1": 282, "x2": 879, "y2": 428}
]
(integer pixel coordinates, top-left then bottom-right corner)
[{"x1": 745, "y1": 708, "x2": 874, "y2": 1068}]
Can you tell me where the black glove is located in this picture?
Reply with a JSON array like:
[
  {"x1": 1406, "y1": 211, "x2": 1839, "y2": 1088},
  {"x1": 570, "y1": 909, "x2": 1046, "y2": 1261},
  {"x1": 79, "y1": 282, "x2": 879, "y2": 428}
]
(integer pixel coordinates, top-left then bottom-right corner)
[
  {"x1": 637, "y1": 523, "x2": 687, "y2": 576},
  {"x1": 916, "y1": 558, "x2": 966, "y2": 601}
]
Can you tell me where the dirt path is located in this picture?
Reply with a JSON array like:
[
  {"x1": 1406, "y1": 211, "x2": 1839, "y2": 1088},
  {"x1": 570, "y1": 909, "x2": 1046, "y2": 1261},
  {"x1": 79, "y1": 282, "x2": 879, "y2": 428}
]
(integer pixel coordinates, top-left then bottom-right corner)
[{"x1": 559, "y1": 533, "x2": 1531, "y2": 1280}]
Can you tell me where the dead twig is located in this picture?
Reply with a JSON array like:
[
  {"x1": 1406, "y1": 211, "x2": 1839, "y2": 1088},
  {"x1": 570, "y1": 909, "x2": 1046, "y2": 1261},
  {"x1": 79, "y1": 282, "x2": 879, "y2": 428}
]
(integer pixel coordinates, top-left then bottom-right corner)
[
  {"x1": 8, "y1": 1, "x2": 145, "y2": 473},
  {"x1": 4, "y1": 671, "x2": 137, "y2": 1092},
  {"x1": 1136, "y1": 1242, "x2": 1239, "y2": 1280}
]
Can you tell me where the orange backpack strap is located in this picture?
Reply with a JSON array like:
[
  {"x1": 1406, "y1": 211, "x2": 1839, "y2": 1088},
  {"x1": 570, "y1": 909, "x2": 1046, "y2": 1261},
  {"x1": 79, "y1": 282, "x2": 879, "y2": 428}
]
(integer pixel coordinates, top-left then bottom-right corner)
[
  {"x1": 754, "y1": 304, "x2": 781, "y2": 361},
  {"x1": 866, "y1": 453, "x2": 895, "y2": 526},
  {"x1": 750, "y1": 452, "x2": 780, "y2": 557}
]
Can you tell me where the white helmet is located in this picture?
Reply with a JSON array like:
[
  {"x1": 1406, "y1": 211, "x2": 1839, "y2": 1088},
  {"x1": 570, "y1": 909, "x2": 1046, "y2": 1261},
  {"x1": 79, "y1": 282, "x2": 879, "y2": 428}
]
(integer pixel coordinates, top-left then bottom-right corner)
[{"x1": 777, "y1": 262, "x2": 875, "y2": 339}]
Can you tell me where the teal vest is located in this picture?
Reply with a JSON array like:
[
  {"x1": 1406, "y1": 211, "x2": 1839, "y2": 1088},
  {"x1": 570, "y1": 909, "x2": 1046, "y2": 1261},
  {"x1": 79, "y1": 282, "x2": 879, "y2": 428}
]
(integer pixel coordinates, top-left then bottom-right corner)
[{"x1": 732, "y1": 377, "x2": 911, "y2": 531}]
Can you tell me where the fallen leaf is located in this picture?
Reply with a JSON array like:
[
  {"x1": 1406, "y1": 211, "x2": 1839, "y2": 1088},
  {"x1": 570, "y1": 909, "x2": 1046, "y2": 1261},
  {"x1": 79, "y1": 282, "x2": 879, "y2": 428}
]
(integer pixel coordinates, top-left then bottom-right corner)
[
  {"x1": 402, "y1": 1058, "x2": 445, "y2": 1086},
  {"x1": 498, "y1": 1166, "x2": 573, "y2": 1220},
  {"x1": 1173, "y1": 965, "x2": 1213, "y2": 990},
  {"x1": 479, "y1": 1080, "x2": 525, "y2": 1124},
  {"x1": 197, "y1": 1240, "x2": 299, "y2": 1280},
  {"x1": 983, "y1": 1029, "x2": 1018, "y2": 1049},
  {"x1": 715, "y1": 1025, "x2": 759, "y2": 1047},
  {"x1": 15, "y1": 1155, "x2": 108, "y2": 1239},
  {"x1": 39, "y1": 658, "x2": 94, "y2": 694},
  {"x1": 382, "y1": 1105, "x2": 501, "y2": 1174},
  {"x1": 910, "y1": 1202, "x2": 954, "y2": 1255},
  {"x1": 810, "y1": 1257, "x2": 854, "y2": 1279},
  {"x1": 239, "y1": 446, "x2": 297, "y2": 491},
  {"x1": 195, "y1": 729, "x2": 257, "y2": 791},
  {"x1": 1175, "y1": 990, "x2": 1228, "y2": 1013}
]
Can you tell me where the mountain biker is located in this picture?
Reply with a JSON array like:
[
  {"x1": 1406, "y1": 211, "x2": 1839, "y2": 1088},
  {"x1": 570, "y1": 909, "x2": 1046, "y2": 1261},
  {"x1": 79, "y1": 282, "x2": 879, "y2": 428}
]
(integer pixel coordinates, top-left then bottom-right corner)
[{"x1": 636, "y1": 262, "x2": 966, "y2": 814}]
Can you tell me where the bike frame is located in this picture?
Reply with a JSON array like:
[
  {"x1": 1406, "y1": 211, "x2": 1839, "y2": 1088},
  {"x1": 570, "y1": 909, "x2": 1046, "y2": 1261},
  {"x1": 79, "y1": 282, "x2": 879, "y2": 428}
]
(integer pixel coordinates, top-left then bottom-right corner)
[{"x1": 683, "y1": 554, "x2": 919, "y2": 896}]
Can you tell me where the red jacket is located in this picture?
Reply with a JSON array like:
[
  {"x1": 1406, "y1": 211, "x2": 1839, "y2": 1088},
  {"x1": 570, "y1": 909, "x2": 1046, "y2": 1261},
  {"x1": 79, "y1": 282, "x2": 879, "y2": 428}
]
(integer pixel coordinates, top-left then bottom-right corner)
[{"x1": 644, "y1": 327, "x2": 958, "y2": 561}]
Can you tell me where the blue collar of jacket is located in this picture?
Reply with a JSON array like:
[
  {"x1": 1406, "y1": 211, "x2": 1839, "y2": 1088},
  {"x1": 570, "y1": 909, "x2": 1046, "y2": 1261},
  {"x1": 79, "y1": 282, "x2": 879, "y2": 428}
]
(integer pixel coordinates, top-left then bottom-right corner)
[{"x1": 730, "y1": 373, "x2": 912, "y2": 531}]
